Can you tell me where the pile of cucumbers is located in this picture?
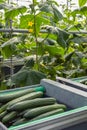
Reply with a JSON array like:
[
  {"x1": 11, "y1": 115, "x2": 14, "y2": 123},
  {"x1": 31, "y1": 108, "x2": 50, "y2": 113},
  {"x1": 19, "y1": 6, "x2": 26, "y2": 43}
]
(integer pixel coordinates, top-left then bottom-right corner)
[{"x1": 0, "y1": 86, "x2": 67, "y2": 127}]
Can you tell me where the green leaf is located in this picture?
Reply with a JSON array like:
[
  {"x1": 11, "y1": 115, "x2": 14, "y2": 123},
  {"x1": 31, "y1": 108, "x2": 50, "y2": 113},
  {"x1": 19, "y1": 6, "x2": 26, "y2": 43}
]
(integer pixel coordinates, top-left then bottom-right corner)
[
  {"x1": 72, "y1": 6, "x2": 87, "y2": 17},
  {"x1": 35, "y1": 13, "x2": 50, "y2": 35},
  {"x1": 52, "y1": 4, "x2": 63, "y2": 21},
  {"x1": 45, "y1": 38, "x2": 56, "y2": 45},
  {"x1": 39, "y1": 3, "x2": 52, "y2": 13},
  {"x1": 7, "y1": 69, "x2": 46, "y2": 86},
  {"x1": 1, "y1": 37, "x2": 19, "y2": 58},
  {"x1": 72, "y1": 34, "x2": 87, "y2": 43},
  {"x1": 7, "y1": 69, "x2": 28, "y2": 87},
  {"x1": 57, "y1": 29, "x2": 70, "y2": 48},
  {"x1": 20, "y1": 14, "x2": 33, "y2": 29},
  {"x1": 80, "y1": 6, "x2": 87, "y2": 16},
  {"x1": 25, "y1": 70, "x2": 46, "y2": 86},
  {"x1": 0, "y1": 0, "x2": 4, "y2": 3},
  {"x1": 64, "y1": 51, "x2": 75, "y2": 62},
  {"x1": 44, "y1": 45, "x2": 64, "y2": 56},
  {"x1": 5, "y1": 6, "x2": 27, "y2": 20},
  {"x1": 24, "y1": 58, "x2": 35, "y2": 68},
  {"x1": 79, "y1": 0, "x2": 87, "y2": 7}
]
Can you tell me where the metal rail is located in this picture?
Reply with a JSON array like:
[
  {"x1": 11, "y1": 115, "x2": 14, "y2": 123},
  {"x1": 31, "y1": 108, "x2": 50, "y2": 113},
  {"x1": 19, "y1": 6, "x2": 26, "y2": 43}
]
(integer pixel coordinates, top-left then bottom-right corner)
[
  {"x1": 0, "y1": 29, "x2": 29, "y2": 33},
  {"x1": 0, "y1": 28, "x2": 87, "y2": 34}
]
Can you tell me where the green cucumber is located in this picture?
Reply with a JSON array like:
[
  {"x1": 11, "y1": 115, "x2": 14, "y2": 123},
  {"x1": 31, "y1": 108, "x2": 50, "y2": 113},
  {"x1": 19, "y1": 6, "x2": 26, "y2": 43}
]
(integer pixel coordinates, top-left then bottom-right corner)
[
  {"x1": 31, "y1": 108, "x2": 64, "y2": 121},
  {"x1": 24, "y1": 104, "x2": 66, "y2": 119},
  {"x1": 7, "y1": 98, "x2": 56, "y2": 111},
  {"x1": 12, "y1": 118, "x2": 28, "y2": 126},
  {"x1": 0, "y1": 91, "x2": 43, "y2": 114},
  {"x1": 0, "y1": 104, "x2": 8, "y2": 114},
  {"x1": 7, "y1": 91, "x2": 44, "y2": 110},
  {"x1": 0, "y1": 86, "x2": 45, "y2": 103},
  {"x1": 12, "y1": 109, "x2": 64, "y2": 126},
  {"x1": 0, "y1": 110, "x2": 8, "y2": 120},
  {"x1": 2, "y1": 111, "x2": 17, "y2": 124},
  {"x1": 18, "y1": 109, "x2": 30, "y2": 117}
]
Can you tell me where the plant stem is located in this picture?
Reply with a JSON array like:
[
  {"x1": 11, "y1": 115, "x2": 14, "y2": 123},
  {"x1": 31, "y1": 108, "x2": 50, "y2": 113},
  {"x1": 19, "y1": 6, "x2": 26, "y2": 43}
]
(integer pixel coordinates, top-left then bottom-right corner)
[{"x1": 33, "y1": 0, "x2": 39, "y2": 70}]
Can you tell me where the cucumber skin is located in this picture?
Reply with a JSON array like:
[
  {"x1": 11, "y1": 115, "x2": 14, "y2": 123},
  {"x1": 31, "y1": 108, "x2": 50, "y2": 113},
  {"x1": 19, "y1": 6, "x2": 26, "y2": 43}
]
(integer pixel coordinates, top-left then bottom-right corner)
[
  {"x1": 7, "y1": 98, "x2": 56, "y2": 111},
  {"x1": 7, "y1": 91, "x2": 44, "y2": 110},
  {"x1": 0, "y1": 104, "x2": 8, "y2": 114},
  {"x1": 0, "y1": 92, "x2": 43, "y2": 114},
  {"x1": 12, "y1": 118, "x2": 28, "y2": 126},
  {"x1": 0, "y1": 86, "x2": 45, "y2": 103},
  {"x1": 12, "y1": 109, "x2": 64, "y2": 126},
  {"x1": 24, "y1": 104, "x2": 66, "y2": 119},
  {"x1": 31, "y1": 108, "x2": 64, "y2": 121},
  {"x1": 2, "y1": 111, "x2": 17, "y2": 124},
  {"x1": 0, "y1": 111, "x2": 7, "y2": 120}
]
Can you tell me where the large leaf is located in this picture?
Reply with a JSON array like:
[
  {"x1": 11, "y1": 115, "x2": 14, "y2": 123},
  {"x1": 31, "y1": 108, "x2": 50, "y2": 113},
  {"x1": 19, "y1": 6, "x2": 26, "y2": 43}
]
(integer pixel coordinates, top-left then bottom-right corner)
[
  {"x1": 7, "y1": 68, "x2": 46, "y2": 87},
  {"x1": 0, "y1": 0, "x2": 4, "y2": 3},
  {"x1": 80, "y1": 6, "x2": 87, "y2": 16},
  {"x1": 39, "y1": 3, "x2": 52, "y2": 13},
  {"x1": 35, "y1": 13, "x2": 50, "y2": 35},
  {"x1": 1, "y1": 37, "x2": 20, "y2": 58},
  {"x1": 5, "y1": 6, "x2": 27, "y2": 20},
  {"x1": 20, "y1": 14, "x2": 33, "y2": 29},
  {"x1": 71, "y1": 34, "x2": 87, "y2": 43},
  {"x1": 44, "y1": 38, "x2": 56, "y2": 45},
  {"x1": 52, "y1": 4, "x2": 63, "y2": 22},
  {"x1": 79, "y1": 0, "x2": 87, "y2": 7},
  {"x1": 26, "y1": 70, "x2": 46, "y2": 86},
  {"x1": 57, "y1": 29, "x2": 70, "y2": 48},
  {"x1": 44, "y1": 44, "x2": 64, "y2": 56},
  {"x1": 64, "y1": 51, "x2": 75, "y2": 62},
  {"x1": 72, "y1": 6, "x2": 87, "y2": 17},
  {"x1": 7, "y1": 69, "x2": 28, "y2": 87}
]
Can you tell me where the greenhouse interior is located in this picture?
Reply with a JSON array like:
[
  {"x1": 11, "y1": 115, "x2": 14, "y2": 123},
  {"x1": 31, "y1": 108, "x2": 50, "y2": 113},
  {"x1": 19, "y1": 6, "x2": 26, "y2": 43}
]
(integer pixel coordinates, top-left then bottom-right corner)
[{"x1": 0, "y1": 0, "x2": 87, "y2": 130}]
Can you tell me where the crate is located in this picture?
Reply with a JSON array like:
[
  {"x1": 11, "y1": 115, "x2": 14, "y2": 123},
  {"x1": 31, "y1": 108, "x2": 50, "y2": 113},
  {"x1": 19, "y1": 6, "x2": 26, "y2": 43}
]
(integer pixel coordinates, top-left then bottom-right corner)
[
  {"x1": 56, "y1": 76, "x2": 87, "y2": 91},
  {"x1": 0, "y1": 79, "x2": 87, "y2": 130},
  {"x1": 71, "y1": 76, "x2": 87, "y2": 83}
]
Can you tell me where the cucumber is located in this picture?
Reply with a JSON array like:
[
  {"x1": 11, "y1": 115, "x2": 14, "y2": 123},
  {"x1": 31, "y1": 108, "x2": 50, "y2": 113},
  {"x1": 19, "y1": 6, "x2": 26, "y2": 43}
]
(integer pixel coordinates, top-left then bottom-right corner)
[
  {"x1": 12, "y1": 109, "x2": 64, "y2": 126},
  {"x1": 24, "y1": 104, "x2": 66, "y2": 119},
  {"x1": 12, "y1": 118, "x2": 28, "y2": 126},
  {"x1": 2, "y1": 111, "x2": 17, "y2": 124},
  {"x1": 7, "y1": 98, "x2": 56, "y2": 111},
  {"x1": 31, "y1": 108, "x2": 64, "y2": 121},
  {"x1": 0, "y1": 91, "x2": 43, "y2": 114},
  {"x1": 18, "y1": 109, "x2": 30, "y2": 117},
  {"x1": 0, "y1": 86, "x2": 45, "y2": 103},
  {"x1": 0, "y1": 111, "x2": 7, "y2": 120},
  {"x1": 0, "y1": 104, "x2": 8, "y2": 114},
  {"x1": 7, "y1": 91, "x2": 44, "y2": 110}
]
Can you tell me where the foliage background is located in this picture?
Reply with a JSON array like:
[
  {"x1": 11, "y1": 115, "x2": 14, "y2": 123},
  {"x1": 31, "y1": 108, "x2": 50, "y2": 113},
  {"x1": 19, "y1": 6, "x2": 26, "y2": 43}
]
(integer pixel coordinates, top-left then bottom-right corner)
[{"x1": 0, "y1": 0, "x2": 87, "y2": 88}]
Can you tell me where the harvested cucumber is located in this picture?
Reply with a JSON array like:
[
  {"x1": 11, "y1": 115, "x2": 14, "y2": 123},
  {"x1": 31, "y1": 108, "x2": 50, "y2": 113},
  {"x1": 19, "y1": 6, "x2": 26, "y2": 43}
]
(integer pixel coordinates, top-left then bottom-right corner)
[
  {"x1": 0, "y1": 111, "x2": 8, "y2": 120},
  {"x1": 7, "y1": 97, "x2": 56, "y2": 111},
  {"x1": 0, "y1": 86, "x2": 45, "y2": 103},
  {"x1": 24, "y1": 104, "x2": 66, "y2": 119},
  {"x1": 7, "y1": 91, "x2": 44, "y2": 110},
  {"x1": 0, "y1": 91, "x2": 43, "y2": 114},
  {"x1": 2, "y1": 111, "x2": 17, "y2": 124},
  {"x1": 31, "y1": 108, "x2": 64, "y2": 121},
  {"x1": 12, "y1": 118, "x2": 28, "y2": 126},
  {"x1": 0, "y1": 104, "x2": 8, "y2": 114}
]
